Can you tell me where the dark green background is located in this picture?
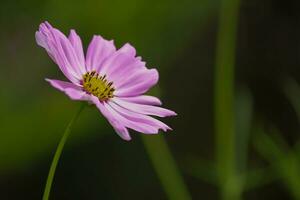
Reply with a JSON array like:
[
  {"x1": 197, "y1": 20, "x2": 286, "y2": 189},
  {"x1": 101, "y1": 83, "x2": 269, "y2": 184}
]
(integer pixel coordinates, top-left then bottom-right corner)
[{"x1": 0, "y1": 0, "x2": 300, "y2": 199}]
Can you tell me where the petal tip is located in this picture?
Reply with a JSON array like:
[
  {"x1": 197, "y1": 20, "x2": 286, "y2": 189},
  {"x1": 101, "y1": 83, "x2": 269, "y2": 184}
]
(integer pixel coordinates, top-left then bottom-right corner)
[
  {"x1": 161, "y1": 125, "x2": 173, "y2": 132},
  {"x1": 122, "y1": 136, "x2": 132, "y2": 141},
  {"x1": 164, "y1": 110, "x2": 177, "y2": 117},
  {"x1": 117, "y1": 129, "x2": 132, "y2": 141},
  {"x1": 171, "y1": 111, "x2": 177, "y2": 116}
]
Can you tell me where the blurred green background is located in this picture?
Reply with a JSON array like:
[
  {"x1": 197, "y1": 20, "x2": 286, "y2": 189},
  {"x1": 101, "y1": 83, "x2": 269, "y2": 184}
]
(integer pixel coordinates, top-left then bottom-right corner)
[{"x1": 1, "y1": 0, "x2": 300, "y2": 199}]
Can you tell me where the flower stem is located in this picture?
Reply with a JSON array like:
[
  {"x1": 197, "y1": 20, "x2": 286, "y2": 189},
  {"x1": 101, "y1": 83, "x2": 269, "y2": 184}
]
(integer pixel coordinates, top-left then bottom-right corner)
[
  {"x1": 142, "y1": 135, "x2": 191, "y2": 200},
  {"x1": 42, "y1": 103, "x2": 85, "y2": 200},
  {"x1": 214, "y1": 0, "x2": 241, "y2": 199}
]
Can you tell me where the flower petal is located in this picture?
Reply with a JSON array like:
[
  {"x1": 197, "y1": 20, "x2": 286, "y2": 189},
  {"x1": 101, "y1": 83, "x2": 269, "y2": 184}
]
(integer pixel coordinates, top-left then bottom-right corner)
[
  {"x1": 36, "y1": 22, "x2": 83, "y2": 84},
  {"x1": 91, "y1": 41, "x2": 155, "y2": 96},
  {"x1": 92, "y1": 98, "x2": 131, "y2": 141},
  {"x1": 99, "y1": 52, "x2": 133, "y2": 81},
  {"x1": 113, "y1": 97, "x2": 177, "y2": 117},
  {"x1": 36, "y1": 27, "x2": 78, "y2": 83},
  {"x1": 114, "y1": 69, "x2": 159, "y2": 97},
  {"x1": 117, "y1": 43, "x2": 136, "y2": 57},
  {"x1": 85, "y1": 35, "x2": 116, "y2": 72},
  {"x1": 46, "y1": 79, "x2": 88, "y2": 101},
  {"x1": 52, "y1": 29, "x2": 83, "y2": 78},
  {"x1": 104, "y1": 102, "x2": 158, "y2": 134},
  {"x1": 103, "y1": 55, "x2": 146, "y2": 86},
  {"x1": 118, "y1": 95, "x2": 162, "y2": 106},
  {"x1": 108, "y1": 101, "x2": 171, "y2": 133},
  {"x1": 68, "y1": 30, "x2": 86, "y2": 74}
]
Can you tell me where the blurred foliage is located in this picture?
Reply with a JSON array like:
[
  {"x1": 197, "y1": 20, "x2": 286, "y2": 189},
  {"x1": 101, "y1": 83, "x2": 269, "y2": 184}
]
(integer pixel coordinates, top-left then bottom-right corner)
[
  {"x1": 252, "y1": 79, "x2": 300, "y2": 200},
  {"x1": 1, "y1": 0, "x2": 300, "y2": 199}
]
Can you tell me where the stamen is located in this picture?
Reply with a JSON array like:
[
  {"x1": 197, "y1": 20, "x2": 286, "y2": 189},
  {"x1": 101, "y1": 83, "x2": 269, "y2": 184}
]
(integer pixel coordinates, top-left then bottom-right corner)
[{"x1": 82, "y1": 71, "x2": 115, "y2": 101}]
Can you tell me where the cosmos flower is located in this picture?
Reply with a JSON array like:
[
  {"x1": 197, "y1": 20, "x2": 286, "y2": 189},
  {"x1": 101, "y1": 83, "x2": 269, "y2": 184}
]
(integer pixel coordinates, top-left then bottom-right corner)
[{"x1": 35, "y1": 22, "x2": 176, "y2": 141}]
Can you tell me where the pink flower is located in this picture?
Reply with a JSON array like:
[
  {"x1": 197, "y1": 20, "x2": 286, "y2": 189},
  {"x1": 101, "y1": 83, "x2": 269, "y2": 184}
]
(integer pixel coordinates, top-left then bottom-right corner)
[{"x1": 36, "y1": 22, "x2": 176, "y2": 141}]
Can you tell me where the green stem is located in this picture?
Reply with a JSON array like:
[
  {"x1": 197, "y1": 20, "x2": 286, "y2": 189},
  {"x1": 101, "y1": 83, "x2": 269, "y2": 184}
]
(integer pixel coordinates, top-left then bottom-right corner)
[
  {"x1": 214, "y1": 0, "x2": 240, "y2": 199},
  {"x1": 142, "y1": 135, "x2": 191, "y2": 200},
  {"x1": 43, "y1": 103, "x2": 85, "y2": 200}
]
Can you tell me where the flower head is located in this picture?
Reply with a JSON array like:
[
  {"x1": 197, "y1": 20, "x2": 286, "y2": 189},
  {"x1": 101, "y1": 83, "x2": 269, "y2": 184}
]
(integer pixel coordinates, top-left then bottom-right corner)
[{"x1": 36, "y1": 21, "x2": 176, "y2": 140}]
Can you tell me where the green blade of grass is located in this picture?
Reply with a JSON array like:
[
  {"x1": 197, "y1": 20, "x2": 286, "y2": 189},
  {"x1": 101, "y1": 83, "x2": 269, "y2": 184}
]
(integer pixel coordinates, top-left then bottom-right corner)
[
  {"x1": 142, "y1": 135, "x2": 191, "y2": 200},
  {"x1": 214, "y1": 0, "x2": 241, "y2": 199}
]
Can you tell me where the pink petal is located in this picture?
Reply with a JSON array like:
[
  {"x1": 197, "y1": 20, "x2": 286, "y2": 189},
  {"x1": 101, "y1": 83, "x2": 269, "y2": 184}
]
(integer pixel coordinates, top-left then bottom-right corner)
[
  {"x1": 96, "y1": 43, "x2": 146, "y2": 83},
  {"x1": 117, "y1": 43, "x2": 136, "y2": 57},
  {"x1": 92, "y1": 98, "x2": 131, "y2": 141},
  {"x1": 36, "y1": 22, "x2": 83, "y2": 84},
  {"x1": 89, "y1": 41, "x2": 155, "y2": 95},
  {"x1": 104, "y1": 102, "x2": 158, "y2": 134},
  {"x1": 104, "y1": 55, "x2": 146, "y2": 85},
  {"x1": 52, "y1": 29, "x2": 83, "y2": 78},
  {"x1": 46, "y1": 79, "x2": 89, "y2": 101},
  {"x1": 68, "y1": 30, "x2": 86, "y2": 74},
  {"x1": 99, "y1": 52, "x2": 133, "y2": 82},
  {"x1": 119, "y1": 95, "x2": 162, "y2": 106},
  {"x1": 36, "y1": 25, "x2": 76, "y2": 82},
  {"x1": 113, "y1": 97, "x2": 177, "y2": 117},
  {"x1": 114, "y1": 69, "x2": 159, "y2": 97},
  {"x1": 108, "y1": 101, "x2": 172, "y2": 133},
  {"x1": 36, "y1": 31, "x2": 49, "y2": 51},
  {"x1": 85, "y1": 35, "x2": 116, "y2": 72}
]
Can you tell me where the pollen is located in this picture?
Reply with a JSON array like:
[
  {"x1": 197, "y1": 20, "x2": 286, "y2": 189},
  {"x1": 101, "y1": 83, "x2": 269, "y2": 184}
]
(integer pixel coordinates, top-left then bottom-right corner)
[{"x1": 82, "y1": 71, "x2": 115, "y2": 101}]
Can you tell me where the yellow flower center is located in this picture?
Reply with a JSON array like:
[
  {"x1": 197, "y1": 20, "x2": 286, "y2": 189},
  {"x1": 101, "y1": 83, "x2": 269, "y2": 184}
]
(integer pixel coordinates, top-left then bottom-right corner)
[{"x1": 82, "y1": 71, "x2": 115, "y2": 101}]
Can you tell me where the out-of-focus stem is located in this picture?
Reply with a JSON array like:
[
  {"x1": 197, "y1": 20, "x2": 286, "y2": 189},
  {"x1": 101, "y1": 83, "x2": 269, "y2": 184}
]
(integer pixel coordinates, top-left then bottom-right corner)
[
  {"x1": 142, "y1": 135, "x2": 191, "y2": 200},
  {"x1": 214, "y1": 0, "x2": 241, "y2": 199}
]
